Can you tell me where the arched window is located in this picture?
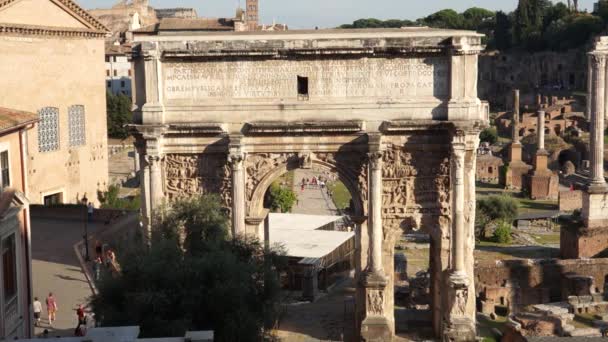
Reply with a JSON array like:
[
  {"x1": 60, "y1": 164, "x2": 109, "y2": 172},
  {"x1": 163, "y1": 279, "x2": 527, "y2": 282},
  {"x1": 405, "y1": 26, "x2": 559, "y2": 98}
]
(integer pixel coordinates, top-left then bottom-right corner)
[
  {"x1": 68, "y1": 105, "x2": 86, "y2": 147},
  {"x1": 38, "y1": 107, "x2": 59, "y2": 152}
]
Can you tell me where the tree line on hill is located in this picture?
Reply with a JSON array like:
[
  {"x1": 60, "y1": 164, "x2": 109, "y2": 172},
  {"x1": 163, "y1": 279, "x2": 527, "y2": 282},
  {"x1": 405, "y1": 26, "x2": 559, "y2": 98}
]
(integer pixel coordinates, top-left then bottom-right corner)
[{"x1": 340, "y1": 0, "x2": 608, "y2": 52}]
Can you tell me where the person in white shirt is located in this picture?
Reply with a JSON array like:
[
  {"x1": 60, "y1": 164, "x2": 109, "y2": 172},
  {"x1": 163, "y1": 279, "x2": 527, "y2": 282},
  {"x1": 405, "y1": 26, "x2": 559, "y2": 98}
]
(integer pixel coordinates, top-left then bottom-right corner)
[{"x1": 33, "y1": 297, "x2": 42, "y2": 326}]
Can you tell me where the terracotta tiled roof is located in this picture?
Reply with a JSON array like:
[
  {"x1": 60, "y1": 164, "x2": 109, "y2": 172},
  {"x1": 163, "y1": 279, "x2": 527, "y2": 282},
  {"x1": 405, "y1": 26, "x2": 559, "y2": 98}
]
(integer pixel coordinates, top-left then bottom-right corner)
[
  {"x1": 0, "y1": 0, "x2": 109, "y2": 32},
  {"x1": 105, "y1": 42, "x2": 132, "y2": 55},
  {"x1": 0, "y1": 107, "x2": 38, "y2": 134}
]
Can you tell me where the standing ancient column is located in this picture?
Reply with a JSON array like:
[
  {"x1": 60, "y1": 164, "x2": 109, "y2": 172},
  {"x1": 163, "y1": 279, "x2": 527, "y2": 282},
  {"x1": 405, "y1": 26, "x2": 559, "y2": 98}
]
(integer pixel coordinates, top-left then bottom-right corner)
[
  {"x1": 148, "y1": 155, "x2": 163, "y2": 211},
  {"x1": 590, "y1": 54, "x2": 607, "y2": 188},
  {"x1": 451, "y1": 139, "x2": 466, "y2": 275},
  {"x1": 537, "y1": 111, "x2": 545, "y2": 151},
  {"x1": 134, "y1": 148, "x2": 140, "y2": 173},
  {"x1": 513, "y1": 89, "x2": 520, "y2": 143},
  {"x1": 588, "y1": 55, "x2": 594, "y2": 119},
  {"x1": 229, "y1": 151, "x2": 246, "y2": 237},
  {"x1": 368, "y1": 151, "x2": 384, "y2": 274}
]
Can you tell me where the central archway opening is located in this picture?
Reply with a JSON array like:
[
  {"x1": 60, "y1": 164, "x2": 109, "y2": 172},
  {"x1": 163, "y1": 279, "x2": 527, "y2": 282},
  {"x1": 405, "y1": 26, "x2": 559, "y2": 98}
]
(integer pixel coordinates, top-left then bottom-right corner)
[{"x1": 260, "y1": 163, "x2": 361, "y2": 341}]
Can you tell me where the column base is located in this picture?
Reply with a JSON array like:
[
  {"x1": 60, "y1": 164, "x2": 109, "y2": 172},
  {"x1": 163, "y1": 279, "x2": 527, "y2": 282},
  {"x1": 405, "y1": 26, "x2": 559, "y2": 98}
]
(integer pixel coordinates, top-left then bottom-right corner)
[
  {"x1": 443, "y1": 317, "x2": 476, "y2": 342},
  {"x1": 587, "y1": 182, "x2": 608, "y2": 194},
  {"x1": 449, "y1": 271, "x2": 469, "y2": 289},
  {"x1": 583, "y1": 187, "x2": 608, "y2": 228},
  {"x1": 361, "y1": 316, "x2": 392, "y2": 342},
  {"x1": 360, "y1": 270, "x2": 388, "y2": 287}
]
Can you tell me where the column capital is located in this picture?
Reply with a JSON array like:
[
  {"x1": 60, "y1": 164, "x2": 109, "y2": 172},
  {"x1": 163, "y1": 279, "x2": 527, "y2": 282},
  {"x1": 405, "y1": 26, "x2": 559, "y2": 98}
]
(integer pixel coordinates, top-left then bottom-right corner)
[
  {"x1": 590, "y1": 53, "x2": 607, "y2": 69},
  {"x1": 145, "y1": 154, "x2": 162, "y2": 165},
  {"x1": 367, "y1": 151, "x2": 384, "y2": 171},
  {"x1": 228, "y1": 151, "x2": 245, "y2": 170}
]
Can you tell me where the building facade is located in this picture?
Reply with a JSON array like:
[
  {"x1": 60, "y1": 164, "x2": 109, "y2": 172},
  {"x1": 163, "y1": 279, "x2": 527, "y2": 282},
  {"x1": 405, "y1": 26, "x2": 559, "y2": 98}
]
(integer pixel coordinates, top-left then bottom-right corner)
[
  {"x1": 245, "y1": 0, "x2": 258, "y2": 31},
  {"x1": 131, "y1": 28, "x2": 488, "y2": 341},
  {"x1": 0, "y1": 108, "x2": 37, "y2": 339},
  {"x1": 0, "y1": 0, "x2": 110, "y2": 205},
  {"x1": 105, "y1": 43, "x2": 132, "y2": 97}
]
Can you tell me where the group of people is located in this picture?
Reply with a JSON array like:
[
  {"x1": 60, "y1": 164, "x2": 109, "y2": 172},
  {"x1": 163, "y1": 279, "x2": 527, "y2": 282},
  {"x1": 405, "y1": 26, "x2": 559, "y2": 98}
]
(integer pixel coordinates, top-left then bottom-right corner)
[
  {"x1": 33, "y1": 294, "x2": 89, "y2": 336},
  {"x1": 300, "y1": 175, "x2": 327, "y2": 191},
  {"x1": 93, "y1": 241, "x2": 117, "y2": 280}
]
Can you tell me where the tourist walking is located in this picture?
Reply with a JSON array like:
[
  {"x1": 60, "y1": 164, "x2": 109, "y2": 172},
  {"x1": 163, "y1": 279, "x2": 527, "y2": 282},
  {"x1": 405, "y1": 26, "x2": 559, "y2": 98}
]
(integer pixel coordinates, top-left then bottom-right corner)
[
  {"x1": 95, "y1": 240, "x2": 102, "y2": 260},
  {"x1": 33, "y1": 297, "x2": 42, "y2": 326},
  {"x1": 46, "y1": 292, "x2": 58, "y2": 326},
  {"x1": 93, "y1": 256, "x2": 102, "y2": 281},
  {"x1": 74, "y1": 304, "x2": 86, "y2": 336},
  {"x1": 87, "y1": 202, "x2": 94, "y2": 222}
]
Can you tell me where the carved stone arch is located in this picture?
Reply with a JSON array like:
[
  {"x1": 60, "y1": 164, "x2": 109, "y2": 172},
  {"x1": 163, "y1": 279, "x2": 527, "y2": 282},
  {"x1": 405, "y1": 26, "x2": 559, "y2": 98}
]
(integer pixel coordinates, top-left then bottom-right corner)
[{"x1": 247, "y1": 154, "x2": 366, "y2": 218}]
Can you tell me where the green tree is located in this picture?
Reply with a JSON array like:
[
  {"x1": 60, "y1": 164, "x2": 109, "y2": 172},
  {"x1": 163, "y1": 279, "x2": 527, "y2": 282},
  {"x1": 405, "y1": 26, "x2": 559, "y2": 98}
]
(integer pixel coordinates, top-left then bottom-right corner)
[
  {"x1": 492, "y1": 220, "x2": 513, "y2": 244},
  {"x1": 477, "y1": 195, "x2": 519, "y2": 224},
  {"x1": 106, "y1": 92, "x2": 133, "y2": 139},
  {"x1": 91, "y1": 195, "x2": 287, "y2": 340},
  {"x1": 422, "y1": 9, "x2": 465, "y2": 29},
  {"x1": 463, "y1": 7, "x2": 495, "y2": 30},
  {"x1": 339, "y1": 18, "x2": 415, "y2": 29},
  {"x1": 514, "y1": 0, "x2": 551, "y2": 49},
  {"x1": 97, "y1": 184, "x2": 140, "y2": 210},
  {"x1": 492, "y1": 11, "x2": 513, "y2": 50},
  {"x1": 267, "y1": 183, "x2": 297, "y2": 213},
  {"x1": 479, "y1": 127, "x2": 498, "y2": 145}
]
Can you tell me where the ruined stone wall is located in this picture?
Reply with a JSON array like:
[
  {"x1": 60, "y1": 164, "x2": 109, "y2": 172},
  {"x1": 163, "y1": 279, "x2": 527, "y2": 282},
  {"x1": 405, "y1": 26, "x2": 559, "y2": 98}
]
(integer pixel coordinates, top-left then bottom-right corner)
[
  {"x1": 475, "y1": 259, "x2": 608, "y2": 307},
  {"x1": 559, "y1": 190, "x2": 583, "y2": 211},
  {"x1": 479, "y1": 50, "x2": 587, "y2": 109},
  {"x1": 476, "y1": 155, "x2": 502, "y2": 184},
  {"x1": 561, "y1": 226, "x2": 608, "y2": 259}
]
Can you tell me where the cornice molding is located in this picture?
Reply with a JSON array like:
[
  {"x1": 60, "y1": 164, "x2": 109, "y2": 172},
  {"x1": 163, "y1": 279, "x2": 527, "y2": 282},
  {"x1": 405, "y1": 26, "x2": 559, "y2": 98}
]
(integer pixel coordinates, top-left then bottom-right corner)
[{"x1": 0, "y1": 23, "x2": 106, "y2": 38}]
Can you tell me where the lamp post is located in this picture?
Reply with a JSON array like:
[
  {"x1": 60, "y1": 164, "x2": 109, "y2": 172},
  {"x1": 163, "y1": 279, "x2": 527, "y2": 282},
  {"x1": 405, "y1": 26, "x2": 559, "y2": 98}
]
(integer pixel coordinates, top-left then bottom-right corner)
[{"x1": 82, "y1": 195, "x2": 90, "y2": 261}]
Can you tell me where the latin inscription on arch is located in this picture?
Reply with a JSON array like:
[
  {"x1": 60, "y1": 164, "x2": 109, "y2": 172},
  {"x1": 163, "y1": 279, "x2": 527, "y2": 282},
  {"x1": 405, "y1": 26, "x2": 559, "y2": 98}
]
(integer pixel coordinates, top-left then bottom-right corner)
[{"x1": 163, "y1": 57, "x2": 449, "y2": 100}]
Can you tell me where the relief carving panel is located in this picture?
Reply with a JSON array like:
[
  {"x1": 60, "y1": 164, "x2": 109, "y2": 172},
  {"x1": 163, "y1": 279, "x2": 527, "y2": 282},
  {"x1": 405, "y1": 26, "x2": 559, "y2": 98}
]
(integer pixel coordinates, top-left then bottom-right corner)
[
  {"x1": 367, "y1": 289, "x2": 385, "y2": 316},
  {"x1": 164, "y1": 154, "x2": 232, "y2": 209},
  {"x1": 382, "y1": 143, "x2": 450, "y2": 235}
]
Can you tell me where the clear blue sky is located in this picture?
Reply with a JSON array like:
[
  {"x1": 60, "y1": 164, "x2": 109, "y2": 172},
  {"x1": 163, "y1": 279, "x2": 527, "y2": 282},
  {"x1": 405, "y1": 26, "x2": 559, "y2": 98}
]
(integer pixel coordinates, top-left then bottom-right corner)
[{"x1": 79, "y1": 0, "x2": 597, "y2": 29}]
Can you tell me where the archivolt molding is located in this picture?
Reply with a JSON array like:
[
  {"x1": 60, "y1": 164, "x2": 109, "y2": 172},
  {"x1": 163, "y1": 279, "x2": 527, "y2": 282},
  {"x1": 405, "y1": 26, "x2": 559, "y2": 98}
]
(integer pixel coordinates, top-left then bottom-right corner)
[{"x1": 245, "y1": 151, "x2": 367, "y2": 218}]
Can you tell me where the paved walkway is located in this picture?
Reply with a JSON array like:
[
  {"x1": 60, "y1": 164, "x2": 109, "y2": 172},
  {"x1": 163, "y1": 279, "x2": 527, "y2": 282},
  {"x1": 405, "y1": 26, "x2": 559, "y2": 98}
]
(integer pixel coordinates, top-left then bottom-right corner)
[
  {"x1": 31, "y1": 218, "x2": 103, "y2": 337},
  {"x1": 291, "y1": 169, "x2": 339, "y2": 216},
  {"x1": 31, "y1": 214, "x2": 137, "y2": 337}
]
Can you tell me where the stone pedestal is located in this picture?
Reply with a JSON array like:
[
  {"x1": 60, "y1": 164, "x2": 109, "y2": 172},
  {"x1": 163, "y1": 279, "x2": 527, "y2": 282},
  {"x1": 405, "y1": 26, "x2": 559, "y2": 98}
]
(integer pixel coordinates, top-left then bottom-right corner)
[
  {"x1": 509, "y1": 142, "x2": 522, "y2": 162},
  {"x1": 582, "y1": 190, "x2": 608, "y2": 228},
  {"x1": 444, "y1": 273, "x2": 475, "y2": 342},
  {"x1": 360, "y1": 273, "x2": 391, "y2": 342},
  {"x1": 528, "y1": 150, "x2": 558, "y2": 200},
  {"x1": 533, "y1": 150, "x2": 549, "y2": 172}
]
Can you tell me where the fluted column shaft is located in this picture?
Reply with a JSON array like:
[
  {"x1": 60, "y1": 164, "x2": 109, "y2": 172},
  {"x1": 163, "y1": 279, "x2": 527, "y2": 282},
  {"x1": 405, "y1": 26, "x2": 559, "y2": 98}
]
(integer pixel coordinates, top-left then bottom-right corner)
[
  {"x1": 230, "y1": 152, "x2": 246, "y2": 236},
  {"x1": 590, "y1": 54, "x2": 607, "y2": 186},
  {"x1": 537, "y1": 111, "x2": 545, "y2": 151},
  {"x1": 368, "y1": 152, "x2": 384, "y2": 274},
  {"x1": 513, "y1": 89, "x2": 520, "y2": 143},
  {"x1": 148, "y1": 155, "x2": 163, "y2": 211},
  {"x1": 452, "y1": 143, "x2": 466, "y2": 273}
]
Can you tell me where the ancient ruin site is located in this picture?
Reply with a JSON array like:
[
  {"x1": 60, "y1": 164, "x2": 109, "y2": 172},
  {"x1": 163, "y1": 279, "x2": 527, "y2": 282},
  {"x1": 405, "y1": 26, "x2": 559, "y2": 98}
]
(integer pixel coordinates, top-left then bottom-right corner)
[{"x1": 7, "y1": 0, "x2": 608, "y2": 342}]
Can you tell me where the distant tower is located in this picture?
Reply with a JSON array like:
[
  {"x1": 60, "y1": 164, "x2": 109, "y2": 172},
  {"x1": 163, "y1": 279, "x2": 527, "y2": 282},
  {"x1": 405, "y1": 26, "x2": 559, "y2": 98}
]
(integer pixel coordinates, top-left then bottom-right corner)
[{"x1": 246, "y1": 0, "x2": 258, "y2": 31}]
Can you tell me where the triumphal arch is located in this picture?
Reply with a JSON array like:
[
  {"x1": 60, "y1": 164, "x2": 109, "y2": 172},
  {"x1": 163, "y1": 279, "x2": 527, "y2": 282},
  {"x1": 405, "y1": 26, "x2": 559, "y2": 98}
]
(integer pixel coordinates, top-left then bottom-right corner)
[{"x1": 130, "y1": 27, "x2": 488, "y2": 341}]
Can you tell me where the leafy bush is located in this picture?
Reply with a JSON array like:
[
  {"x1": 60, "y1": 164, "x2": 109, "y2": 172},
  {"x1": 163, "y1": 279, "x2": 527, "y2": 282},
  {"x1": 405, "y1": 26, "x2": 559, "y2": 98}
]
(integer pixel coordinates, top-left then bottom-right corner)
[
  {"x1": 107, "y1": 92, "x2": 133, "y2": 139},
  {"x1": 492, "y1": 220, "x2": 513, "y2": 244},
  {"x1": 267, "y1": 182, "x2": 297, "y2": 213},
  {"x1": 477, "y1": 195, "x2": 519, "y2": 223},
  {"x1": 480, "y1": 127, "x2": 498, "y2": 145},
  {"x1": 91, "y1": 195, "x2": 287, "y2": 340},
  {"x1": 97, "y1": 185, "x2": 140, "y2": 210}
]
